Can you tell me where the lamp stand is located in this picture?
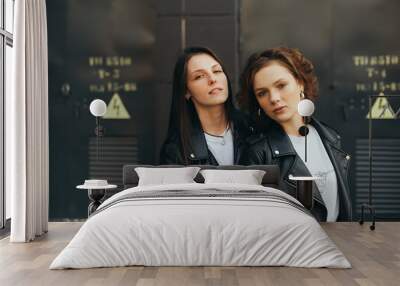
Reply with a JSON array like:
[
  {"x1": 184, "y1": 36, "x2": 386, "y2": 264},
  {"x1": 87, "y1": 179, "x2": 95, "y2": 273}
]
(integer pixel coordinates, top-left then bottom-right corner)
[
  {"x1": 298, "y1": 116, "x2": 310, "y2": 163},
  {"x1": 94, "y1": 116, "x2": 104, "y2": 178},
  {"x1": 96, "y1": 117, "x2": 99, "y2": 164},
  {"x1": 294, "y1": 117, "x2": 314, "y2": 208},
  {"x1": 304, "y1": 125, "x2": 308, "y2": 163},
  {"x1": 359, "y1": 95, "x2": 376, "y2": 231}
]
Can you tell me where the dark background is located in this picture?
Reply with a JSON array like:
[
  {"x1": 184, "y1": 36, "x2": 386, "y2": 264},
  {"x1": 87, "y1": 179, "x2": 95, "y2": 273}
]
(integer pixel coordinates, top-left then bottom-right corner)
[{"x1": 47, "y1": 0, "x2": 400, "y2": 220}]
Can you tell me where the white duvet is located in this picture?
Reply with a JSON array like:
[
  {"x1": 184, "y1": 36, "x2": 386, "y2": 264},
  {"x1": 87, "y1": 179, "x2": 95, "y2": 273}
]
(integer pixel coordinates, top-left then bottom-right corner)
[{"x1": 50, "y1": 183, "x2": 351, "y2": 269}]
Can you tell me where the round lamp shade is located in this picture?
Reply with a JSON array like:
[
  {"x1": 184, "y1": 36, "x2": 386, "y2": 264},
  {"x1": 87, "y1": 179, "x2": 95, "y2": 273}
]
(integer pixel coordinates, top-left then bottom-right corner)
[
  {"x1": 298, "y1": 99, "x2": 315, "y2": 117},
  {"x1": 89, "y1": 99, "x2": 107, "y2": 117}
]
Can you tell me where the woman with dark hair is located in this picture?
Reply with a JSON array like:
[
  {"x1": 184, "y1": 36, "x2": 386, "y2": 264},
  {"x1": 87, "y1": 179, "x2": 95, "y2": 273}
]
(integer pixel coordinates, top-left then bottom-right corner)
[
  {"x1": 239, "y1": 47, "x2": 352, "y2": 222},
  {"x1": 160, "y1": 46, "x2": 253, "y2": 165}
]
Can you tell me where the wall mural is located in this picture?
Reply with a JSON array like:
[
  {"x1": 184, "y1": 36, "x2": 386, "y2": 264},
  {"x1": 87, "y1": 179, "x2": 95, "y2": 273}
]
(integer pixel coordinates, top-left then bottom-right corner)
[{"x1": 47, "y1": 0, "x2": 400, "y2": 220}]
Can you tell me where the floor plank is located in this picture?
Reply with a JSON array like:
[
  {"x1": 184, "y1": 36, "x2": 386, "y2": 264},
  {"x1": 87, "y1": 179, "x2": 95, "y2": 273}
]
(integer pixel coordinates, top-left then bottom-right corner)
[{"x1": 0, "y1": 222, "x2": 399, "y2": 286}]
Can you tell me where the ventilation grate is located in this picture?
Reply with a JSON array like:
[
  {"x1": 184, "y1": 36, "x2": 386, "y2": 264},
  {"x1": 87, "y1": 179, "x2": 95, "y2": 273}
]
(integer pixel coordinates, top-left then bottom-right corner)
[
  {"x1": 88, "y1": 137, "x2": 138, "y2": 186},
  {"x1": 355, "y1": 139, "x2": 400, "y2": 219}
]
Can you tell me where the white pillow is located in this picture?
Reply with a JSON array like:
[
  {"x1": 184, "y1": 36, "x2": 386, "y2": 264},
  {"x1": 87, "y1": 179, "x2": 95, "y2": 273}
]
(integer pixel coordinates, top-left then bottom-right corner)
[
  {"x1": 135, "y1": 167, "x2": 201, "y2": 186},
  {"x1": 200, "y1": 169, "x2": 266, "y2": 185}
]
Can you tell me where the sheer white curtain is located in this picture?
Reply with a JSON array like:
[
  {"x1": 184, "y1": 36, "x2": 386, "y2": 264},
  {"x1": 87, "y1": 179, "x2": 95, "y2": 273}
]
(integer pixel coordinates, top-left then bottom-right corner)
[{"x1": 7, "y1": 0, "x2": 49, "y2": 242}]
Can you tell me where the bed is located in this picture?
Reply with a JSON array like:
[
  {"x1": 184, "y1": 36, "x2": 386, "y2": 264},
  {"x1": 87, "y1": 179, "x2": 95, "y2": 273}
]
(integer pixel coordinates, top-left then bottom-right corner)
[{"x1": 50, "y1": 165, "x2": 350, "y2": 269}]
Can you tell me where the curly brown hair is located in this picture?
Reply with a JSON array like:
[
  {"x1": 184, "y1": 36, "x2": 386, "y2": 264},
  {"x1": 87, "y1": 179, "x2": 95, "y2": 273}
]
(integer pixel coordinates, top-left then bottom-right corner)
[{"x1": 238, "y1": 47, "x2": 319, "y2": 128}]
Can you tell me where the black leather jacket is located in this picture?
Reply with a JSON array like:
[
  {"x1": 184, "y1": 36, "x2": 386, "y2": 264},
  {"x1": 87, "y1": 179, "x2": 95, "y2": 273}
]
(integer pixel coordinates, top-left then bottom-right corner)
[
  {"x1": 160, "y1": 111, "x2": 254, "y2": 165},
  {"x1": 241, "y1": 118, "x2": 352, "y2": 222}
]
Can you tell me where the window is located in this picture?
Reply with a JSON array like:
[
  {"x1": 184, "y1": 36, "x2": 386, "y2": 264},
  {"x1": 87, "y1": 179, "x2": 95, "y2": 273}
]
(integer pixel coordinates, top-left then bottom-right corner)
[
  {"x1": 1, "y1": 0, "x2": 14, "y2": 231},
  {"x1": 5, "y1": 0, "x2": 13, "y2": 33}
]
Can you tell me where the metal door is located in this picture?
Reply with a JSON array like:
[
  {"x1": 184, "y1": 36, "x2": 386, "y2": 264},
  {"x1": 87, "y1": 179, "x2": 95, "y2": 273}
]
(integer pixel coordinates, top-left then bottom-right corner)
[{"x1": 47, "y1": 0, "x2": 156, "y2": 219}]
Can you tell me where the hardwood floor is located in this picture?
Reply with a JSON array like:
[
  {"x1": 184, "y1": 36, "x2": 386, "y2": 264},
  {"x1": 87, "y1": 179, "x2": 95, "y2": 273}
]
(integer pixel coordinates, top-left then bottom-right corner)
[{"x1": 0, "y1": 222, "x2": 399, "y2": 286}]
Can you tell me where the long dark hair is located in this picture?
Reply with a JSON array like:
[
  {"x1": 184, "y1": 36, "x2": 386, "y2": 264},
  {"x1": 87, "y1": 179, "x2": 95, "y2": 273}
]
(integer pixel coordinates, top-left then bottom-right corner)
[{"x1": 166, "y1": 46, "x2": 235, "y2": 163}]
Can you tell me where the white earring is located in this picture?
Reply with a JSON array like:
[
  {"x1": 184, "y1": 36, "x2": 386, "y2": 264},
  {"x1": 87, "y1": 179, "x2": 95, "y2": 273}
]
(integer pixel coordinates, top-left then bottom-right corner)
[{"x1": 185, "y1": 93, "x2": 191, "y2": 100}]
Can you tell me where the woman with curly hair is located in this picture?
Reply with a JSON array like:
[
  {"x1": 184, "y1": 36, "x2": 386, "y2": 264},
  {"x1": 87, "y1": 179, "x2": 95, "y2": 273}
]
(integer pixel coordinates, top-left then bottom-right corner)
[{"x1": 239, "y1": 47, "x2": 352, "y2": 222}]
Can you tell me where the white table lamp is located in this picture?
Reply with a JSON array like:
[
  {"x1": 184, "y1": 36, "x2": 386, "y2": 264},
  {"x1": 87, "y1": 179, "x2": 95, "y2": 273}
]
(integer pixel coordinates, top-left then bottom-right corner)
[
  {"x1": 297, "y1": 99, "x2": 315, "y2": 162},
  {"x1": 90, "y1": 99, "x2": 107, "y2": 117},
  {"x1": 298, "y1": 99, "x2": 315, "y2": 117},
  {"x1": 89, "y1": 99, "x2": 107, "y2": 168}
]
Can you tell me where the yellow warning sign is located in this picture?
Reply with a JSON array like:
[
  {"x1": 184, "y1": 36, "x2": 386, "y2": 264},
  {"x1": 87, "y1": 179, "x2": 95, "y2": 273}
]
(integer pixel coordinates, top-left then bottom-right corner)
[
  {"x1": 103, "y1": 93, "x2": 131, "y2": 119},
  {"x1": 366, "y1": 94, "x2": 395, "y2": 119}
]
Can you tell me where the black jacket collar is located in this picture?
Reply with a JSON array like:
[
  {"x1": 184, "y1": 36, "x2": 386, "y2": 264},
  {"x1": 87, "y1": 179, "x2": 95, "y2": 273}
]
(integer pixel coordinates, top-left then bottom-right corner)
[
  {"x1": 188, "y1": 110, "x2": 253, "y2": 162},
  {"x1": 189, "y1": 121, "x2": 209, "y2": 161},
  {"x1": 267, "y1": 117, "x2": 339, "y2": 159},
  {"x1": 268, "y1": 122, "x2": 296, "y2": 158},
  {"x1": 311, "y1": 118, "x2": 340, "y2": 145}
]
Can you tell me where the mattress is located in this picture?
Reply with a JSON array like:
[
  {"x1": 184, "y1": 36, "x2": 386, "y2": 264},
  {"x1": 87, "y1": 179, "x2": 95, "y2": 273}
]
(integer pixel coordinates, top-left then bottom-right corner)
[{"x1": 50, "y1": 183, "x2": 350, "y2": 269}]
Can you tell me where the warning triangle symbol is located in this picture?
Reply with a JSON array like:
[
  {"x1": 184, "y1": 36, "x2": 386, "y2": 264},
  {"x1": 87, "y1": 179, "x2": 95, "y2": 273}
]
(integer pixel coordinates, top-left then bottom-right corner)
[
  {"x1": 366, "y1": 94, "x2": 395, "y2": 119},
  {"x1": 103, "y1": 93, "x2": 131, "y2": 119}
]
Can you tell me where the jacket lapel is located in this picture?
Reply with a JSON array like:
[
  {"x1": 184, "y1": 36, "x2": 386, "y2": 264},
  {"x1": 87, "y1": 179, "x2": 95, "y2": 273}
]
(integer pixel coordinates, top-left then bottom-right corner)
[
  {"x1": 268, "y1": 123, "x2": 326, "y2": 205},
  {"x1": 187, "y1": 120, "x2": 209, "y2": 163},
  {"x1": 311, "y1": 119, "x2": 352, "y2": 220}
]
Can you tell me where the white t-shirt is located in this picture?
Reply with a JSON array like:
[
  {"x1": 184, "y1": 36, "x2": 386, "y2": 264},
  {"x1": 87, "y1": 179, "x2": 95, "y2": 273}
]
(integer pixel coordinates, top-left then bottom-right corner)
[
  {"x1": 204, "y1": 127, "x2": 234, "y2": 165},
  {"x1": 288, "y1": 125, "x2": 339, "y2": 222}
]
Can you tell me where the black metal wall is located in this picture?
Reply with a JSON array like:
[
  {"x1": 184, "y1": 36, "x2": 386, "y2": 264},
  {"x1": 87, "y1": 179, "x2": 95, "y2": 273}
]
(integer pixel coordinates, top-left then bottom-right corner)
[
  {"x1": 47, "y1": 0, "x2": 157, "y2": 219},
  {"x1": 47, "y1": 0, "x2": 239, "y2": 219},
  {"x1": 240, "y1": 0, "x2": 400, "y2": 219}
]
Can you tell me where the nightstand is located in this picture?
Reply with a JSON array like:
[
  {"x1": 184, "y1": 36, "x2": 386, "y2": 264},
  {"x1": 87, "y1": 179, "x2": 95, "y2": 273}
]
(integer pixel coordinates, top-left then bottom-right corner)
[
  {"x1": 77, "y1": 180, "x2": 117, "y2": 217},
  {"x1": 288, "y1": 175, "x2": 320, "y2": 210}
]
